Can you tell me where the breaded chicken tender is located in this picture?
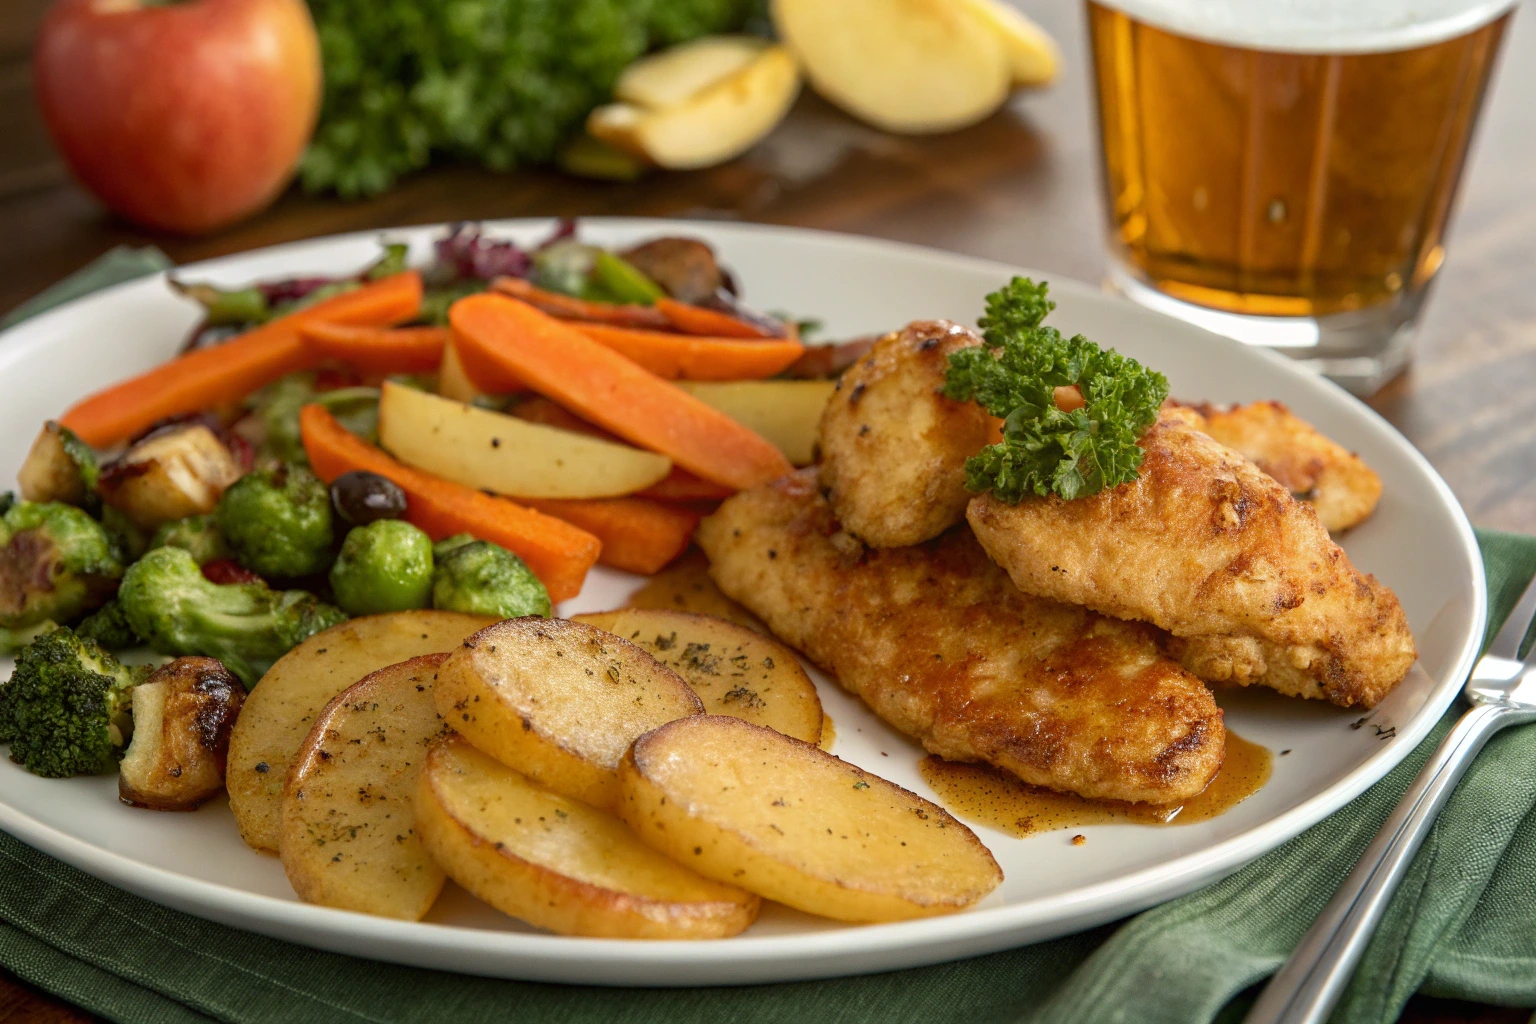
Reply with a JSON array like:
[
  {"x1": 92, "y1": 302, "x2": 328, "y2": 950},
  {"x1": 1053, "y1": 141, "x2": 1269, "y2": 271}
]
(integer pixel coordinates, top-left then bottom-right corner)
[
  {"x1": 1179, "y1": 401, "x2": 1382, "y2": 533},
  {"x1": 967, "y1": 414, "x2": 1416, "y2": 709},
  {"x1": 817, "y1": 320, "x2": 993, "y2": 547},
  {"x1": 697, "y1": 470, "x2": 1226, "y2": 804}
]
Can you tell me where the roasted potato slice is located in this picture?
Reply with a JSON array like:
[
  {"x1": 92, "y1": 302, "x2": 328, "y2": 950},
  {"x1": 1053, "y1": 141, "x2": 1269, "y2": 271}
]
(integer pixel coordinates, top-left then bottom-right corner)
[
  {"x1": 434, "y1": 617, "x2": 702, "y2": 810},
  {"x1": 97, "y1": 424, "x2": 241, "y2": 531},
  {"x1": 226, "y1": 610, "x2": 496, "y2": 852},
  {"x1": 620, "y1": 716, "x2": 1002, "y2": 922},
  {"x1": 573, "y1": 609, "x2": 822, "y2": 744},
  {"x1": 118, "y1": 657, "x2": 244, "y2": 811},
  {"x1": 280, "y1": 654, "x2": 450, "y2": 920},
  {"x1": 416, "y1": 734, "x2": 759, "y2": 938}
]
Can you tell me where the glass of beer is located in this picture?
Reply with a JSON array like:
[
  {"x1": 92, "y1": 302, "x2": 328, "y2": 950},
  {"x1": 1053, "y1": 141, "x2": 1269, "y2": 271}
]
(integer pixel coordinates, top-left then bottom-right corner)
[{"x1": 1086, "y1": 0, "x2": 1514, "y2": 393}]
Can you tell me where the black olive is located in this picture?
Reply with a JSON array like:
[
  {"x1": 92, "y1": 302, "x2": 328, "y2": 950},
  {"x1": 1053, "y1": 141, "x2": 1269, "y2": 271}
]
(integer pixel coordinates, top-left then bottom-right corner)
[{"x1": 330, "y1": 471, "x2": 407, "y2": 526}]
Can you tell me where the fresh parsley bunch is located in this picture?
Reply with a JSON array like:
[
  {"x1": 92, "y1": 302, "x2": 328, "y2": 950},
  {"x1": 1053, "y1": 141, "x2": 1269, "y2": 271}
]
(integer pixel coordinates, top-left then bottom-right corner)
[
  {"x1": 301, "y1": 0, "x2": 755, "y2": 198},
  {"x1": 944, "y1": 278, "x2": 1169, "y2": 502}
]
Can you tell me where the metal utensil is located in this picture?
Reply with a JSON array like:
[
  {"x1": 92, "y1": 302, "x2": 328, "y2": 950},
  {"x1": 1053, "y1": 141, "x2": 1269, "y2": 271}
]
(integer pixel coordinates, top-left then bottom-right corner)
[{"x1": 1245, "y1": 571, "x2": 1536, "y2": 1024}]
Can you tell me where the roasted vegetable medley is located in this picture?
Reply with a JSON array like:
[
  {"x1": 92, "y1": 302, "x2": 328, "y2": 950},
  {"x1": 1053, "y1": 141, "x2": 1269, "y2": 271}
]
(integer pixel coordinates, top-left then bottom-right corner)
[{"x1": 0, "y1": 221, "x2": 841, "y2": 799}]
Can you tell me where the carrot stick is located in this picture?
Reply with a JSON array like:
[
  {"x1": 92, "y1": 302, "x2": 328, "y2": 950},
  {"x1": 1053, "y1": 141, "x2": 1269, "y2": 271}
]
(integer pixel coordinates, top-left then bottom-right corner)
[
  {"x1": 656, "y1": 297, "x2": 782, "y2": 339},
  {"x1": 510, "y1": 398, "x2": 734, "y2": 501},
  {"x1": 522, "y1": 496, "x2": 701, "y2": 576},
  {"x1": 572, "y1": 323, "x2": 804, "y2": 381},
  {"x1": 490, "y1": 276, "x2": 672, "y2": 330},
  {"x1": 300, "y1": 323, "x2": 449, "y2": 375},
  {"x1": 451, "y1": 294, "x2": 792, "y2": 491},
  {"x1": 62, "y1": 272, "x2": 423, "y2": 447},
  {"x1": 300, "y1": 404, "x2": 599, "y2": 602},
  {"x1": 638, "y1": 470, "x2": 735, "y2": 502}
]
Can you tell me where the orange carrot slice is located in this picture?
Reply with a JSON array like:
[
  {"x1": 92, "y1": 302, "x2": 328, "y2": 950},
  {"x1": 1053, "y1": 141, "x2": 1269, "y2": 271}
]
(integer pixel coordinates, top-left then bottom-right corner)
[
  {"x1": 301, "y1": 323, "x2": 449, "y2": 375},
  {"x1": 451, "y1": 294, "x2": 792, "y2": 491},
  {"x1": 61, "y1": 272, "x2": 423, "y2": 447},
  {"x1": 490, "y1": 277, "x2": 671, "y2": 329},
  {"x1": 522, "y1": 496, "x2": 701, "y2": 575},
  {"x1": 656, "y1": 297, "x2": 783, "y2": 339},
  {"x1": 571, "y1": 323, "x2": 803, "y2": 381},
  {"x1": 300, "y1": 404, "x2": 599, "y2": 603},
  {"x1": 638, "y1": 470, "x2": 735, "y2": 502}
]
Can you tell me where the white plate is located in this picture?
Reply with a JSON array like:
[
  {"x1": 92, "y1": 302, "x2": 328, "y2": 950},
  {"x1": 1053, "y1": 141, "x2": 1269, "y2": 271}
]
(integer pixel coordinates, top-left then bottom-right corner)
[{"x1": 0, "y1": 219, "x2": 1484, "y2": 986}]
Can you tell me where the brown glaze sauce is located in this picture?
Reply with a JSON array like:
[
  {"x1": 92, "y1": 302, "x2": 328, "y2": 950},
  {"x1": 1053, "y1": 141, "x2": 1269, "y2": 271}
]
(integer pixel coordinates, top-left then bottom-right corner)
[
  {"x1": 624, "y1": 550, "x2": 765, "y2": 630},
  {"x1": 920, "y1": 732, "x2": 1272, "y2": 838},
  {"x1": 819, "y1": 713, "x2": 836, "y2": 751}
]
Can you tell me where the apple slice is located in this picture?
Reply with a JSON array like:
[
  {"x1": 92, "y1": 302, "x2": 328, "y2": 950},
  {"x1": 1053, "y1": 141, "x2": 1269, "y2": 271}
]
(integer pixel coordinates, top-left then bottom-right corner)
[
  {"x1": 771, "y1": 0, "x2": 1010, "y2": 133},
  {"x1": 588, "y1": 45, "x2": 800, "y2": 170},
  {"x1": 955, "y1": 0, "x2": 1061, "y2": 86},
  {"x1": 615, "y1": 36, "x2": 768, "y2": 111}
]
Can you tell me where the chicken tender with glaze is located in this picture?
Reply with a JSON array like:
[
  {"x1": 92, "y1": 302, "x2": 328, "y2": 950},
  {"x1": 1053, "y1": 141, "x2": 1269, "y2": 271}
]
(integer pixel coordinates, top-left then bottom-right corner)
[
  {"x1": 697, "y1": 470, "x2": 1226, "y2": 804},
  {"x1": 1180, "y1": 401, "x2": 1382, "y2": 533},
  {"x1": 967, "y1": 414, "x2": 1416, "y2": 709},
  {"x1": 817, "y1": 320, "x2": 994, "y2": 547}
]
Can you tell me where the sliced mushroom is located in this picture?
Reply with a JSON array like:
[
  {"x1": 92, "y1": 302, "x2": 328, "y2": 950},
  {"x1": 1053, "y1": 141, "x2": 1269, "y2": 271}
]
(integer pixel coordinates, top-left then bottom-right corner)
[
  {"x1": 619, "y1": 237, "x2": 726, "y2": 305},
  {"x1": 119, "y1": 657, "x2": 245, "y2": 811},
  {"x1": 97, "y1": 425, "x2": 242, "y2": 531}
]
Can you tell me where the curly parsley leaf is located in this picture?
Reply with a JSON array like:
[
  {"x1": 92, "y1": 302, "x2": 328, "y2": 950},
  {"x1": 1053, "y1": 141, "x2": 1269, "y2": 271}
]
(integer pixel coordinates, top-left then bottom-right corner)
[{"x1": 944, "y1": 277, "x2": 1169, "y2": 502}]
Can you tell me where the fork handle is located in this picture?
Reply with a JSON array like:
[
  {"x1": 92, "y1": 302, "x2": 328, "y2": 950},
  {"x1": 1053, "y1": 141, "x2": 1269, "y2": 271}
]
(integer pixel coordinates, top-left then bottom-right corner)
[{"x1": 1245, "y1": 701, "x2": 1529, "y2": 1024}]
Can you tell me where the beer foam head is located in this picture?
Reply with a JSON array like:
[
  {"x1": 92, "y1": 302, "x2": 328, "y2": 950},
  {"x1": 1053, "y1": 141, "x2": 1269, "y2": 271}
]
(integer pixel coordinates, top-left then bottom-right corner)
[{"x1": 1093, "y1": 0, "x2": 1515, "y2": 53}]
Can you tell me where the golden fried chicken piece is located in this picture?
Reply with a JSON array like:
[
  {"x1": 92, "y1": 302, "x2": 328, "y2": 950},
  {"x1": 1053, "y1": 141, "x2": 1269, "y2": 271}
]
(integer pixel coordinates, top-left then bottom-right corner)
[
  {"x1": 817, "y1": 320, "x2": 994, "y2": 547},
  {"x1": 697, "y1": 470, "x2": 1225, "y2": 804},
  {"x1": 967, "y1": 414, "x2": 1416, "y2": 709},
  {"x1": 1179, "y1": 401, "x2": 1382, "y2": 533}
]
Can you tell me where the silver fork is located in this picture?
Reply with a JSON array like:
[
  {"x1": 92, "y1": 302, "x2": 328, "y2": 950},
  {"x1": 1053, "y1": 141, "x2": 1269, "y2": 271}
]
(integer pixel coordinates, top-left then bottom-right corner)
[{"x1": 1245, "y1": 570, "x2": 1536, "y2": 1024}]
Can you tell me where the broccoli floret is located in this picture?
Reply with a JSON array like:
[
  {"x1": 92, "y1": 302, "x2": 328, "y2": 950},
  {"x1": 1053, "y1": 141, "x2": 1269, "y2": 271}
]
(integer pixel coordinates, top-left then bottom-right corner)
[
  {"x1": 119, "y1": 547, "x2": 348, "y2": 687},
  {"x1": 75, "y1": 600, "x2": 141, "y2": 650},
  {"x1": 150, "y1": 514, "x2": 230, "y2": 566},
  {"x1": 100, "y1": 504, "x2": 149, "y2": 564},
  {"x1": 330, "y1": 520, "x2": 434, "y2": 615},
  {"x1": 217, "y1": 465, "x2": 335, "y2": 579},
  {"x1": 0, "y1": 628, "x2": 140, "y2": 777},
  {"x1": 0, "y1": 501, "x2": 123, "y2": 630},
  {"x1": 431, "y1": 534, "x2": 551, "y2": 619}
]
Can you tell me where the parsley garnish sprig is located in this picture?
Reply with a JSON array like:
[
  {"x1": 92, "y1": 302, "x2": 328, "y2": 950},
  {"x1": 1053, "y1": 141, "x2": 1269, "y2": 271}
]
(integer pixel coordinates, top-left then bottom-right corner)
[{"x1": 943, "y1": 278, "x2": 1169, "y2": 502}]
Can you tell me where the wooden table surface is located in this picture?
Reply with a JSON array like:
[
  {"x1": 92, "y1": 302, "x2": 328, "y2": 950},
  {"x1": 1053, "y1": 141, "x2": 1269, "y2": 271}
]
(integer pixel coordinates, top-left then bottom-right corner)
[{"x1": 1, "y1": 1, "x2": 1534, "y2": 1022}]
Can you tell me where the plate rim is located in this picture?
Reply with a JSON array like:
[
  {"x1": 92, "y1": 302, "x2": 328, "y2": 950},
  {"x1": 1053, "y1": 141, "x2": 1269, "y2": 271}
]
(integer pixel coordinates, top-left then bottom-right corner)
[{"x1": 0, "y1": 217, "x2": 1488, "y2": 985}]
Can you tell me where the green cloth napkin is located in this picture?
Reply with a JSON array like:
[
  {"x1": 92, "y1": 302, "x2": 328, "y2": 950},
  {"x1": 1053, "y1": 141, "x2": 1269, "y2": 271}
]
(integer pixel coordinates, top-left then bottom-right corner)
[{"x1": 3, "y1": 250, "x2": 1535, "y2": 1024}]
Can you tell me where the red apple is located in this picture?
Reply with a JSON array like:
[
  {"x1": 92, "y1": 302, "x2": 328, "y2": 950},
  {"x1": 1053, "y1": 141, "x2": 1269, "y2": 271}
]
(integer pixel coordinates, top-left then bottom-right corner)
[{"x1": 34, "y1": 0, "x2": 322, "y2": 235}]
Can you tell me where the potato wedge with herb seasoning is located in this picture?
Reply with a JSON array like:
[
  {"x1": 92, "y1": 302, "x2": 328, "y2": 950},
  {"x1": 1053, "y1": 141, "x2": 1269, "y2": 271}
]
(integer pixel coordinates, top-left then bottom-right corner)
[
  {"x1": 280, "y1": 654, "x2": 450, "y2": 920},
  {"x1": 573, "y1": 609, "x2": 822, "y2": 744},
  {"x1": 227, "y1": 610, "x2": 496, "y2": 853},
  {"x1": 434, "y1": 617, "x2": 702, "y2": 810},
  {"x1": 619, "y1": 716, "x2": 1002, "y2": 922},
  {"x1": 675, "y1": 380, "x2": 836, "y2": 467},
  {"x1": 378, "y1": 381, "x2": 672, "y2": 499},
  {"x1": 416, "y1": 734, "x2": 759, "y2": 938}
]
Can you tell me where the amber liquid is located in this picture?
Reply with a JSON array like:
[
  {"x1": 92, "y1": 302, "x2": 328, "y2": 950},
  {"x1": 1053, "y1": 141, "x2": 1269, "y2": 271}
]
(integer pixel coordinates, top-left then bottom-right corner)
[
  {"x1": 921, "y1": 732, "x2": 1272, "y2": 837},
  {"x1": 1088, "y1": 3, "x2": 1507, "y2": 317}
]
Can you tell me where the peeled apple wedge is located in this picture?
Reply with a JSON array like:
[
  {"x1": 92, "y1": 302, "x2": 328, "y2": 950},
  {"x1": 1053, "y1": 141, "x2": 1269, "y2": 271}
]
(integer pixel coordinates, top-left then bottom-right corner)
[
  {"x1": 772, "y1": 0, "x2": 1011, "y2": 133},
  {"x1": 588, "y1": 45, "x2": 800, "y2": 170},
  {"x1": 615, "y1": 36, "x2": 768, "y2": 111},
  {"x1": 956, "y1": 0, "x2": 1060, "y2": 85}
]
